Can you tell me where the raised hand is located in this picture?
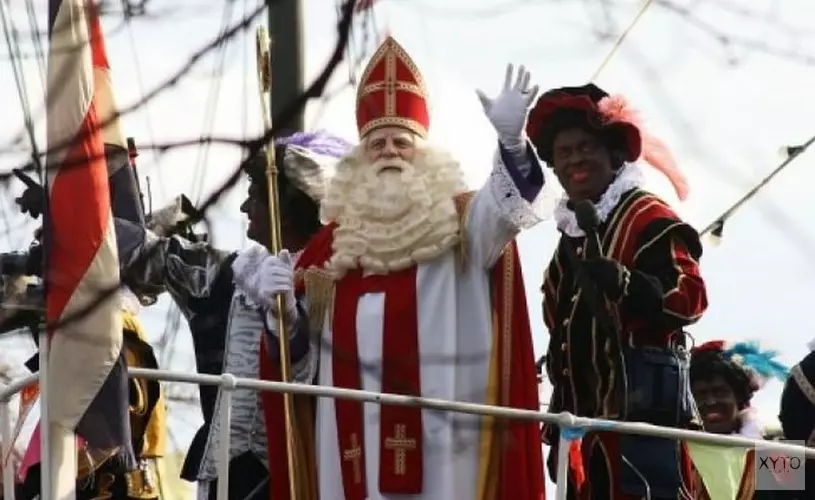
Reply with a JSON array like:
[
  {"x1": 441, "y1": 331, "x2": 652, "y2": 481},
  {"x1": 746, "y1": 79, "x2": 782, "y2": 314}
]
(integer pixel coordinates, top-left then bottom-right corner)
[{"x1": 476, "y1": 64, "x2": 539, "y2": 149}]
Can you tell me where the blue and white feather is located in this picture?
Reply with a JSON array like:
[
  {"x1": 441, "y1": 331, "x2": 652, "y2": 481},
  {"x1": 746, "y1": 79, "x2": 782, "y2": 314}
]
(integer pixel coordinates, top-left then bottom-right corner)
[{"x1": 724, "y1": 341, "x2": 789, "y2": 386}]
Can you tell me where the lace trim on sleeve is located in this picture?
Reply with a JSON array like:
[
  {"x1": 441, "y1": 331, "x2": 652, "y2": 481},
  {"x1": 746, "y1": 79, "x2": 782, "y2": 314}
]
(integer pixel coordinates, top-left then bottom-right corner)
[{"x1": 488, "y1": 150, "x2": 557, "y2": 230}]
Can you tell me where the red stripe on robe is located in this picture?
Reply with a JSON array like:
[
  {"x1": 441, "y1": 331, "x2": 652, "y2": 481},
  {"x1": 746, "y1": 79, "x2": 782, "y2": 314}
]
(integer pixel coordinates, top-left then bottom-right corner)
[
  {"x1": 260, "y1": 221, "x2": 545, "y2": 499},
  {"x1": 258, "y1": 224, "x2": 335, "y2": 500}
]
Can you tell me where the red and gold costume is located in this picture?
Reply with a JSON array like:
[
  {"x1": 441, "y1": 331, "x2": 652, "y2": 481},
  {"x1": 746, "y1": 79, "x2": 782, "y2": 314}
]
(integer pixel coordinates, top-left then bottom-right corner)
[{"x1": 529, "y1": 84, "x2": 708, "y2": 499}]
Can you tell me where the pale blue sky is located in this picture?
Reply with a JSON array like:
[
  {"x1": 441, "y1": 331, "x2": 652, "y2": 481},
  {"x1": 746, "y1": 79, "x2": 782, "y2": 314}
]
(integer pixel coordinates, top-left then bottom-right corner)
[{"x1": 1, "y1": 0, "x2": 814, "y2": 493}]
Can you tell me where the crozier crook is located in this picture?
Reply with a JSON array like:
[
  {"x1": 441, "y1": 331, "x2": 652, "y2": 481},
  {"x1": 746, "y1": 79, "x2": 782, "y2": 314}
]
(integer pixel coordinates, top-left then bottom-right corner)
[{"x1": 255, "y1": 25, "x2": 300, "y2": 500}]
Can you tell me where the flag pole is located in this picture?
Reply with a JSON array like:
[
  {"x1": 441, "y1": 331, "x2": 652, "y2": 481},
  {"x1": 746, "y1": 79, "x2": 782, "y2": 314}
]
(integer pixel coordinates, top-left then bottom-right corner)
[
  {"x1": 255, "y1": 26, "x2": 300, "y2": 499},
  {"x1": 39, "y1": 327, "x2": 51, "y2": 499}
]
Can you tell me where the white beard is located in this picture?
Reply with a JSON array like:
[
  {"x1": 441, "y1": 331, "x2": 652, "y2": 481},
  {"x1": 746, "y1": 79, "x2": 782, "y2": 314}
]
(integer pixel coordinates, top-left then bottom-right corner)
[{"x1": 320, "y1": 145, "x2": 467, "y2": 277}]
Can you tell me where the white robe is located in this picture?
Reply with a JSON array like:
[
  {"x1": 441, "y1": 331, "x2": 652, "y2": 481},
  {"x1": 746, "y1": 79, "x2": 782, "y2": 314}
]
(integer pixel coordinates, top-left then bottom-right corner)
[{"x1": 312, "y1": 150, "x2": 551, "y2": 499}]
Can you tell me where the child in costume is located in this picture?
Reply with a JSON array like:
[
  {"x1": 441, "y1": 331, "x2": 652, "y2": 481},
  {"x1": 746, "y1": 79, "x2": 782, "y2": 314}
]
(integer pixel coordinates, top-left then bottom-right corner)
[{"x1": 690, "y1": 340, "x2": 788, "y2": 499}]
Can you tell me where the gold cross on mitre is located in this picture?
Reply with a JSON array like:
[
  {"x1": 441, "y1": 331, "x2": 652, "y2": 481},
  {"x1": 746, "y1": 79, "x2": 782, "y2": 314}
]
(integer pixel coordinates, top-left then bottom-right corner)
[{"x1": 355, "y1": 36, "x2": 430, "y2": 139}]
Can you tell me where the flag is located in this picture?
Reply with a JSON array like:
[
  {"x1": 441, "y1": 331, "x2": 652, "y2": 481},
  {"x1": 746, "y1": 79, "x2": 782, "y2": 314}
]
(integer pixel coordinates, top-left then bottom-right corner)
[
  {"x1": 687, "y1": 442, "x2": 748, "y2": 500},
  {"x1": 18, "y1": 1, "x2": 131, "y2": 496},
  {"x1": 88, "y1": 6, "x2": 145, "y2": 226}
]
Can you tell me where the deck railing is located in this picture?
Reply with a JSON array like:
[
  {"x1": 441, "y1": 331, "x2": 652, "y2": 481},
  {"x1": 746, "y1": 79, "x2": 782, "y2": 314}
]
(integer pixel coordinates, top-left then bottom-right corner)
[{"x1": 0, "y1": 367, "x2": 812, "y2": 500}]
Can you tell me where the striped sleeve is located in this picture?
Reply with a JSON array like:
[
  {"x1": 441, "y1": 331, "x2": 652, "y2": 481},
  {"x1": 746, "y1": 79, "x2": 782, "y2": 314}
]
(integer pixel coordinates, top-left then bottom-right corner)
[{"x1": 624, "y1": 214, "x2": 708, "y2": 330}]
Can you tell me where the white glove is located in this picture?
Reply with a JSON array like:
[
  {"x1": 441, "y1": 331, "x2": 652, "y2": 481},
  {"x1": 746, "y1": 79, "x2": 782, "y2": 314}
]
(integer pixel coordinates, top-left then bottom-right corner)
[
  {"x1": 256, "y1": 249, "x2": 297, "y2": 323},
  {"x1": 476, "y1": 64, "x2": 538, "y2": 151},
  {"x1": 232, "y1": 244, "x2": 270, "y2": 298},
  {"x1": 234, "y1": 247, "x2": 297, "y2": 323}
]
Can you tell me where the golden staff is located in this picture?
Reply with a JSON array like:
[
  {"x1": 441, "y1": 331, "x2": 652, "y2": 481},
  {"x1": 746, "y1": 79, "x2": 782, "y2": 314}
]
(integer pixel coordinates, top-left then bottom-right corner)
[{"x1": 255, "y1": 25, "x2": 300, "y2": 499}]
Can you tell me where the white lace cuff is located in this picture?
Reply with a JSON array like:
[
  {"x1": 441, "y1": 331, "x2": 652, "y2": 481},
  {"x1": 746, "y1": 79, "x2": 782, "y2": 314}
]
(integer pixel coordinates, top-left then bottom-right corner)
[{"x1": 488, "y1": 149, "x2": 556, "y2": 230}]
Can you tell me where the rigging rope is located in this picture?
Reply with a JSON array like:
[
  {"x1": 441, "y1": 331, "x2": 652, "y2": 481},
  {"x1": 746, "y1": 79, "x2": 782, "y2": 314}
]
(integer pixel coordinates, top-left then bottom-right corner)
[
  {"x1": 23, "y1": 0, "x2": 45, "y2": 88},
  {"x1": 190, "y1": 0, "x2": 234, "y2": 205},
  {"x1": 0, "y1": 2, "x2": 43, "y2": 250},
  {"x1": 0, "y1": 1, "x2": 39, "y2": 168},
  {"x1": 160, "y1": 0, "x2": 235, "y2": 371},
  {"x1": 586, "y1": 0, "x2": 811, "y2": 241},
  {"x1": 699, "y1": 134, "x2": 815, "y2": 236},
  {"x1": 121, "y1": 0, "x2": 168, "y2": 202},
  {"x1": 590, "y1": 0, "x2": 657, "y2": 81},
  {"x1": 309, "y1": 1, "x2": 377, "y2": 129}
]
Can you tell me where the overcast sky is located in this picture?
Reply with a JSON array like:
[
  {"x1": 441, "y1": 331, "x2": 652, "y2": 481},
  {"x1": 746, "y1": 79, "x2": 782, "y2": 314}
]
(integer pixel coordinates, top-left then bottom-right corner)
[{"x1": 1, "y1": 0, "x2": 815, "y2": 494}]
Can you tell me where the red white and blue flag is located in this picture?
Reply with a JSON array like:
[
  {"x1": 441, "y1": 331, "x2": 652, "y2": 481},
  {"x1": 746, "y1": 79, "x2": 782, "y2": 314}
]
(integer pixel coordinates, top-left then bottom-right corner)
[{"x1": 18, "y1": 0, "x2": 133, "y2": 495}]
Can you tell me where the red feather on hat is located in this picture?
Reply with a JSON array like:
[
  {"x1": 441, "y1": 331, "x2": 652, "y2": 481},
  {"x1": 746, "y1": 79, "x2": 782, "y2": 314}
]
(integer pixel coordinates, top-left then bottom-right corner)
[{"x1": 597, "y1": 95, "x2": 689, "y2": 201}]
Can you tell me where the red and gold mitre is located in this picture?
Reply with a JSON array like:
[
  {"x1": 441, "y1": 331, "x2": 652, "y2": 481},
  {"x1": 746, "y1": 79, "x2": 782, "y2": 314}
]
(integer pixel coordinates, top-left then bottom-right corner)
[{"x1": 356, "y1": 36, "x2": 429, "y2": 139}]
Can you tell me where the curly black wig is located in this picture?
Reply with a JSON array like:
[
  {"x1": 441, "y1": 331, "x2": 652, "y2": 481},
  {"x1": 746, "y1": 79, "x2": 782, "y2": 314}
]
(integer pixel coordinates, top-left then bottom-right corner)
[
  {"x1": 530, "y1": 108, "x2": 629, "y2": 170},
  {"x1": 526, "y1": 83, "x2": 640, "y2": 170},
  {"x1": 690, "y1": 349, "x2": 758, "y2": 410}
]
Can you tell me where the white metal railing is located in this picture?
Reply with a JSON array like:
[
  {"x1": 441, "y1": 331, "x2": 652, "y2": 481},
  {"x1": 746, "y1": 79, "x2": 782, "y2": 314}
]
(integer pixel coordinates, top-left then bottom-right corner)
[{"x1": 1, "y1": 365, "x2": 812, "y2": 500}]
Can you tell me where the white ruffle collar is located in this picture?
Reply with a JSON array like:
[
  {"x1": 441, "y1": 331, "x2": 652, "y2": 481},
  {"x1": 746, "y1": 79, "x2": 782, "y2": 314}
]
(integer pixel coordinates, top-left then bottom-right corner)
[
  {"x1": 553, "y1": 164, "x2": 646, "y2": 238},
  {"x1": 735, "y1": 408, "x2": 765, "y2": 439}
]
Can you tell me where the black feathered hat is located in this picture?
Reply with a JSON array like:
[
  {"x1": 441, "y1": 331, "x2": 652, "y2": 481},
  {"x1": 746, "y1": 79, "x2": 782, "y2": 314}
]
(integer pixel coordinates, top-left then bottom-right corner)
[
  {"x1": 690, "y1": 340, "x2": 789, "y2": 409},
  {"x1": 690, "y1": 341, "x2": 758, "y2": 410},
  {"x1": 526, "y1": 83, "x2": 689, "y2": 200},
  {"x1": 527, "y1": 84, "x2": 641, "y2": 163}
]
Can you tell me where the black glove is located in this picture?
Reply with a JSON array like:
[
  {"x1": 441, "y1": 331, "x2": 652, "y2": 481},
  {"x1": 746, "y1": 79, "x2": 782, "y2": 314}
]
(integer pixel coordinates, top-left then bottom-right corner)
[
  {"x1": 582, "y1": 257, "x2": 630, "y2": 302},
  {"x1": 15, "y1": 184, "x2": 45, "y2": 219}
]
